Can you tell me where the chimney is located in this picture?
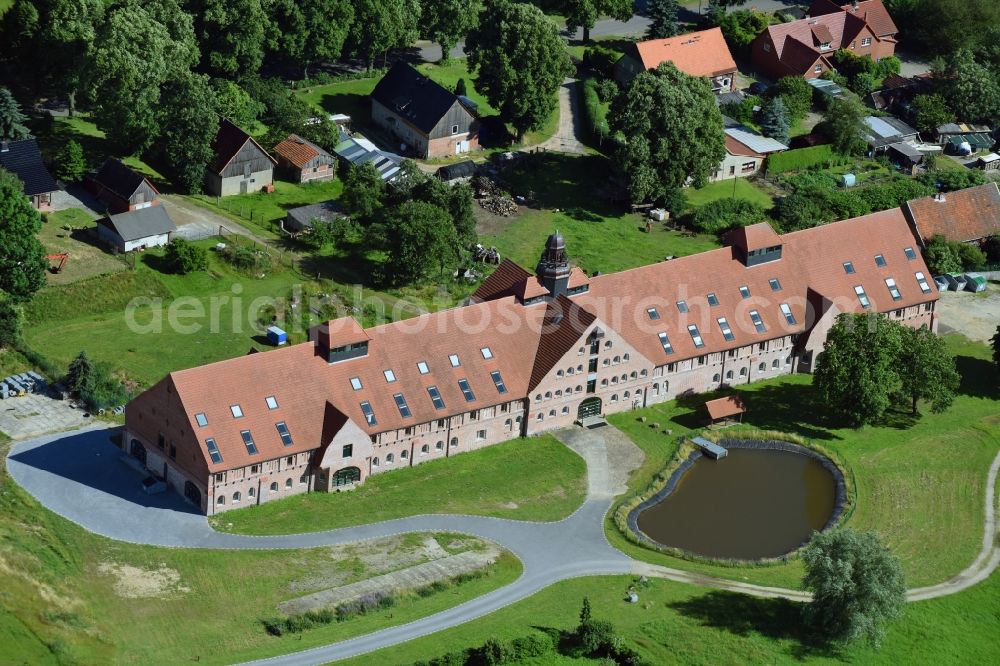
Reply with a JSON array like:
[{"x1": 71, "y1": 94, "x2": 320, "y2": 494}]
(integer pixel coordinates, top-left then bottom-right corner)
[
  {"x1": 934, "y1": 192, "x2": 946, "y2": 202},
  {"x1": 0, "y1": 140, "x2": 8, "y2": 153}
]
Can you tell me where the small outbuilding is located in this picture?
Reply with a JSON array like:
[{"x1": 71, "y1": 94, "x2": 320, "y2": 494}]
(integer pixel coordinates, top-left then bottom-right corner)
[
  {"x1": 96, "y1": 205, "x2": 176, "y2": 252},
  {"x1": 272, "y1": 134, "x2": 336, "y2": 184},
  {"x1": 283, "y1": 199, "x2": 344, "y2": 233},
  {"x1": 703, "y1": 395, "x2": 747, "y2": 427},
  {"x1": 86, "y1": 157, "x2": 160, "y2": 214},
  {"x1": 435, "y1": 160, "x2": 477, "y2": 182},
  {"x1": 977, "y1": 153, "x2": 1000, "y2": 171}
]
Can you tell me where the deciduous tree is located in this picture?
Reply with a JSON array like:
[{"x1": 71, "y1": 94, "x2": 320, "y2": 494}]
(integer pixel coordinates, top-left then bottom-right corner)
[
  {"x1": 992, "y1": 325, "x2": 1000, "y2": 374},
  {"x1": 420, "y1": 0, "x2": 480, "y2": 61},
  {"x1": 270, "y1": 0, "x2": 354, "y2": 80},
  {"x1": 563, "y1": 0, "x2": 632, "y2": 43},
  {"x1": 773, "y1": 76, "x2": 813, "y2": 122},
  {"x1": 822, "y1": 96, "x2": 868, "y2": 155},
  {"x1": 158, "y1": 73, "x2": 219, "y2": 194},
  {"x1": 0, "y1": 299, "x2": 20, "y2": 348},
  {"x1": 380, "y1": 201, "x2": 458, "y2": 284},
  {"x1": 164, "y1": 238, "x2": 209, "y2": 274},
  {"x1": 466, "y1": 0, "x2": 572, "y2": 142},
  {"x1": 923, "y1": 235, "x2": 962, "y2": 274},
  {"x1": 911, "y1": 94, "x2": 954, "y2": 136},
  {"x1": 0, "y1": 87, "x2": 30, "y2": 140},
  {"x1": 210, "y1": 79, "x2": 264, "y2": 130},
  {"x1": 188, "y1": 0, "x2": 270, "y2": 77},
  {"x1": 814, "y1": 312, "x2": 903, "y2": 427},
  {"x1": 802, "y1": 528, "x2": 905, "y2": 648},
  {"x1": 646, "y1": 0, "x2": 680, "y2": 40},
  {"x1": 939, "y1": 50, "x2": 1000, "y2": 125},
  {"x1": 897, "y1": 325, "x2": 960, "y2": 414},
  {"x1": 347, "y1": 0, "x2": 421, "y2": 71},
  {"x1": 0, "y1": 170, "x2": 47, "y2": 302},
  {"x1": 608, "y1": 62, "x2": 725, "y2": 205},
  {"x1": 340, "y1": 162, "x2": 386, "y2": 223}
]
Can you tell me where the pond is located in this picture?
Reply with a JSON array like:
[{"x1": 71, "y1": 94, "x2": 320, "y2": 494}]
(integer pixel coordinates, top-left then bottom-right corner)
[{"x1": 634, "y1": 446, "x2": 839, "y2": 560}]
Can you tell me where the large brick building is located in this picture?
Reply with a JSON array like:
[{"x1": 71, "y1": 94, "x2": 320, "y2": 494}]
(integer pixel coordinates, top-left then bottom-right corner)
[
  {"x1": 123, "y1": 210, "x2": 938, "y2": 515},
  {"x1": 751, "y1": 0, "x2": 898, "y2": 80}
]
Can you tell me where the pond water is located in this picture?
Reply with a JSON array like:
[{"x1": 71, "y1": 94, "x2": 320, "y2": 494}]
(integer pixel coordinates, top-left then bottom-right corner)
[{"x1": 635, "y1": 448, "x2": 837, "y2": 560}]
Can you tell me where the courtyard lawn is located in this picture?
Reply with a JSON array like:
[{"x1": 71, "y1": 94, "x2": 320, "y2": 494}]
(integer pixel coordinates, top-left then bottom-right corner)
[
  {"x1": 684, "y1": 178, "x2": 775, "y2": 210},
  {"x1": 482, "y1": 153, "x2": 720, "y2": 273},
  {"x1": 212, "y1": 434, "x2": 588, "y2": 535},
  {"x1": 607, "y1": 335, "x2": 1000, "y2": 589},
  {"x1": 0, "y1": 443, "x2": 521, "y2": 666},
  {"x1": 339, "y1": 570, "x2": 1000, "y2": 666},
  {"x1": 187, "y1": 178, "x2": 344, "y2": 239},
  {"x1": 39, "y1": 209, "x2": 128, "y2": 285}
]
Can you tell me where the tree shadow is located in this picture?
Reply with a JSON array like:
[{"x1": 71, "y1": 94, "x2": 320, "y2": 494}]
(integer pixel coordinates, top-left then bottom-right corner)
[
  {"x1": 954, "y1": 355, "x2": 1000, "y2": 400},
  {"x1": 502, "y1": 153, "x2": 620, "y2": 219},
  {"x1": 668, "y1": 590, "x2": 840, "y2": 660},
  {"x1": 318, "y1": 93, "x2": 372, "y2": 125}
]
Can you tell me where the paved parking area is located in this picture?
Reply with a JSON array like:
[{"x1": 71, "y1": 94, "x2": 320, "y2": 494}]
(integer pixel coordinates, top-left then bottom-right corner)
[
  {"x1": 0, "y1": 393, "x2": 95, "y2": 440},
  {"x1": 936, "y1": 282, "x2": 1000, "y2": 343}
]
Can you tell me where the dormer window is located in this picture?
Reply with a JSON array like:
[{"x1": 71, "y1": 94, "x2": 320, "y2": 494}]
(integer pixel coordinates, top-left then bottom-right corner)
[
  {"x1": 384, "y1": 369, "x2": 396, "y2": 382},
  {"x1": 195, "y1": 412, "x2": 208, "y2": 427},
  {"x1": 820, "y1": 42, "x2": 831, "y2": 51},
  {"x1": 350, "y1": 376, "x2": 362, "y2": 390},
  {"x1": 230, "y1": 405, "x2": 243, "y2": 418},
  {"x1": 417, "y1": 361, "x2": 429, "y2": 374},
  {"x1": 449, "y1": 354, "x2": 460, "y2": 367},
  {"x1": 480, "y1": 347, "x2": 493, "y2": 360}
]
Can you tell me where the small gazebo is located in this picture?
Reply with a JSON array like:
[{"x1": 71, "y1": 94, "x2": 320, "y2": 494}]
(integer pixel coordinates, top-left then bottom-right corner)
[{"x1": 703, "y1": 395, "x2": 747, "y2": 427}]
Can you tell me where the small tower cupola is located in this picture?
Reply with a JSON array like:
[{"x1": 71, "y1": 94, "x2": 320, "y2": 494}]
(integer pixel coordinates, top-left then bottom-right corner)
[{"x1": 536, "y1": 231, "x2": 571, "y2": 297}]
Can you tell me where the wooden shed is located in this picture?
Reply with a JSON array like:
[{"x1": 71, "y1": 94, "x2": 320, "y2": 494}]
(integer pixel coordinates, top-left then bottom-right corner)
[
  {"x1": 205, "y1": 118, "x2": 277, "y2": 197},
  {"x1": 272, "y1": 134, "x2": 336, "y2": 184},
  {"x1": 703, "y1": 395, "x2": 747, "y2": 427},
  {"x1": 86, "y1": 157, "x2": 160, "y2": 214}
]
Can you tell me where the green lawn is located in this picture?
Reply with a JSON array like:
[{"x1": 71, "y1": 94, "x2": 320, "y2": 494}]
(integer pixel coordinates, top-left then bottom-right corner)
[
  {"x1": 0, "y1": 441, "x2": 521, "y2": 666},
  {"x1": 339, "y1": 571, "x2": 1000, "y2": 666},
  {"x1": 212, "y1": 434, "x2": 588, "y2": 535},
  {"x1": 39, "y1": 209, "x2": 128, "y2": 285},
  {"x1": 188, "y1": 178, "x2": 344, "y2": 240},
  {"x1": 684, "y1": 178, "x2": 776, "y2": 210},
  {"x1": 483, "y1": 153, "x2": 720, "y2": 273},
  {"x1": 607, "y1": 335, "x2": 1000, "y2": 589}
]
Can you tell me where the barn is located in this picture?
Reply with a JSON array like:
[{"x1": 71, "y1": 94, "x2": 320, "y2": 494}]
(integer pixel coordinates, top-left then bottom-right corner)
[
  {"x1": 205, "y1": 119, "x2": 277, "y2": 197},
  {"x1": 96, "y1": 206, "x2": 177, "y2": 252},
  {"x1": 86, "y1": 157, "x2": 160, "y2": 214}
]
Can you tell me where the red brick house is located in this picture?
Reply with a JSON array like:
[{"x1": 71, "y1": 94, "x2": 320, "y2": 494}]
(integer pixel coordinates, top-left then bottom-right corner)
[
  {"x1": 371, "y1": 62, "x2": 479, "y2": 159},
  {"x1": 752, "y1": 0, "x2": 898, "y2": 80},
  {"x1": 614, "y1": 27, "x2": 737, "y2": 92},
  {"x1": 85, "y1": 157, "x2": 160, "y2": 214},
  {"x1": 124, "y1": 211, "x2": 938, "y2": 515},
  {"x1": 272, "y1": 134, "x2": 336, "y2": 184}
]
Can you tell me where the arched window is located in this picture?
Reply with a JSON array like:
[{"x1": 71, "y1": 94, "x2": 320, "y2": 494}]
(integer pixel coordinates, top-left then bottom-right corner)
[
  {"x1": 505, "y1": 419, "x2": 512, "y2": 430},
  {"x1": 537, "y1": 413, "x2": 544, "y2": 421},
  {"x1": 436, "y1": 440, "x2": 444, "y2": 449},
  {"x1": 269, "y1": 481, "x2": 278, "y2": 492},
  {"x1": 623, "y1": 353, "x2": 630, "y2": 362},
  {"x1": 217, "y1": 495, "x2": 225, "y2": 505},
  {"x1": 421, "y1": 444, "x2": 429, "y2": 454},
  {"x1": 773, "y1": 359, "x2": 780, "y2": 369},
  {"x1": 576, "y1": 385, "x2": 583, "y2": 392},
  {"x1": 630, "y1": 371, "x2": 637, "y2": 380},
  {"x1": 611, "y1": 376, "x2": 618, "y2": 384},
  {"x1": 611, "y1": 394, "x2": 619, "y2": 402},
  {"x1": 601, "y1": 379, "x2": 609, "y2": 387},
  {"x1": 578, "y1": 347, "x2": 585, "y2": 355},
  {"x1": 726, "y1": 370, "x2": 734, "y2": 380},
  {"x1": 555, "y1": 389, "x2": 562, "y2": 397},
  {"x1": 285, "y1": 478, "x2": 293, "y2": 489},
  {"x1": 613, "y1": 355, "x2": 620, "y2": 364},
  {"x1": 373, "y1": 457, "x2": 380, "y2": 467},
  {"x1": 713, "y1": 373, "x2": 720, "y2": 382},
  {"x1": 759, "y1": 362, "x2": 766, "y2": 372},
  {"x1": 450, "y1": 437, "x2": 459, "y2": 447},
  {"x1": 603, "y1": 359, "x2": 610, "y2": 367},
  {"x1": 663, "y1": 381, "x2": 669, "y2": 394},
  {"x1": 535, "y1": 394, "x2": 542, "y2": 402},
  {"x1": 604, "y1": 340, "x2": 612, "y2": 348},
  {"x1": 635, "y1": 388, "x2": 642, "y2": 395},
  {"x1": 576, "y1": 364, "x2": 583, "y2": 372},
  {"x1": 620, "y1": 374, "x2": 627, "y2": 382},
  {"x1": 248, "y1": 487, "x2": 255, "y2": 498},
  {"x1": 740, "y1": 367, "x2": 747, "y2": 376},
  {"x1": 401, "y1": 450, "x2": 408, "y2": 459},
  {"x1": 548, "y1": 409, "x2": 556, "y2": 417},
  {"x1": 562, "y1": 406, "x2": 569, "y2": 414},
  {"x1": 233, "y1": 491, "x2": 241, "y2": 503},
  {"x1": 640, "y1": 369, "x2": 648, "y2": 378},
  {"x1": 786, "y1": 355, "x2": 792, "y2": 365},
  {"x1": 652, "y1": 383, "x2": 659, "y2": 395},
  {"x1": 557, "y1": 369, "x2": 564, "y2": 377},
  {"x1": 387, "y1": 453, "x2": 395, "y2": 463},
  {"x1": 567, "y1": 367, "x2": 574, "y2": 375},
  {"x1": 544, "y1": 391, "x2": 552, "y2": 399},
  {"x1": 624, "y1": 390, "x2": 630, "y2": 399}
]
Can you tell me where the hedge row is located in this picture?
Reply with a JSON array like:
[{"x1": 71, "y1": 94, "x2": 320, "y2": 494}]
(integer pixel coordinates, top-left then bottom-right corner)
[
  {"x1": 580, "y1": 79, "x2": 610, "y2": 145},
  {"x1": 766, "y1": 145, "x2": 841, "y2": 174}
]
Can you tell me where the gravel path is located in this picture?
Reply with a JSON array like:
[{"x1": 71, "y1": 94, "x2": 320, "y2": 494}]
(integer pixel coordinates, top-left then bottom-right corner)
[
  {"x1": 539, "y1": 79, "x2": 588, "y2": 156},
  {"x1": 7, "y1": 425, "x2": 1000, "y2": 664}
]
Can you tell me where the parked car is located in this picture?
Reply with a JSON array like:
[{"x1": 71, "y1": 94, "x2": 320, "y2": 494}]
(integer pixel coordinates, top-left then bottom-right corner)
[
  {"x1": 945, "y1": 273, "x2": 967, "y2": 291},
  {"x1": 933, "y1": 275, "x2": 950, "y2": 291},
  {"x1": 748, "y1": 81, "x2": 770, "y2": 96},
  {"x1": 964, "y1": 273, "x2": 987, "y2": 292},
  {"x1": 141, "y1": 476, "x2": 167, "y2": 495}
]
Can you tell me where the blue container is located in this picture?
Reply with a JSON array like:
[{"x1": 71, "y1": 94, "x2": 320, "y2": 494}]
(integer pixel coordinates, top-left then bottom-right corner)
[{"x1": 266, "y1": 326, "x2": 288, "y2": 345}]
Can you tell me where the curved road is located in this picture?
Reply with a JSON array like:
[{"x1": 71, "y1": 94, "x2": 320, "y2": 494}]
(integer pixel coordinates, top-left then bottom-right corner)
[{"x1": 7, "y1": 426, "x2": 1000, "y2": 665}]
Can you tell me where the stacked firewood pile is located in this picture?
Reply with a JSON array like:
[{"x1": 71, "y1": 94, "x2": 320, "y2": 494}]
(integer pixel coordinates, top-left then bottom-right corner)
[{"x1": 473, "y1": 175, "x2": 518, "y2": 216}]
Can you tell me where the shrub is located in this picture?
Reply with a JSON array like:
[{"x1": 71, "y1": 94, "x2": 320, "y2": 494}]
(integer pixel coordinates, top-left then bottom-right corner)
[
  {"x1": 480, "y1": 636, "x2": 513, "y2": 666},
  {"x1": 510, "y1": 633, "x2": 554, "y2": 659},
  {"x1": 579, "y1": 619, "x2": 617, "y2": 654},
  {"x1": 219, "y1": 244, "x2": 272, "y2": 272},
  {"x1": 595, "y1": 78, "x2": 619, "y2": 103},
  {"x1": 917, "y1": 168, "x2": 987, "y2": 192},
  {"x1": 583, "y1": 45, "x2": 622, "y2": 78},
  {"x1": 581, "y1": 79, "x2": 611, "y2": 145},
  {"x1": 163, "y1": 238, "x2": 208, "y2": 274},
  {"x1": 773, "y1": 76, "x2": 813, "y2": 121},
  {"x1": 690, "y1": 198, "x2": 768, "y2": 235},
  {"x1": 0, "y1": 299, "x2": 20, "y2": 348},
  {"x1": 54, "y1": 140, "x2": 86, "y2": 183}
]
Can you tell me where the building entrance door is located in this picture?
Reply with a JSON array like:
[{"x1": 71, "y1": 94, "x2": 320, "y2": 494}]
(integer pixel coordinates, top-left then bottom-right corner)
[
  {"x1": 183, "y1": 481, "x2": 201, "y2": 507},
  {"x1": 578, "y1": 397, "x2": 602, "y2": 419},
  {"x1": 129, "y1": 439, "x2": 147, "y2": 466}
]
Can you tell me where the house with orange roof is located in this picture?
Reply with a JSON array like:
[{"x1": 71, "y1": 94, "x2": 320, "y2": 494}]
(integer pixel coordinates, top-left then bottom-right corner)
[
  {"x1": 752, "y1": 0, "x2": 898, "y2": 80},
  {"x1": 614, "y1": 27, "x2": 737, "y2": 92},
  {"x1": 902, "y1": 183, "x2": 1000, "y2": 248},
  {"x1": 272, "y1": 134, "x2": 336, "y2": 184},
  {"x1": 124, "y1": 213, "x2": 939, "y2": 515}
]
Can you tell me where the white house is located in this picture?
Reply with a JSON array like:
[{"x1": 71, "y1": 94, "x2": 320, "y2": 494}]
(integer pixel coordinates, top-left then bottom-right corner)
[
  {"x1": 96, "y1": 206, "x2": 177, "y2": 252},
  {"x1": 711, "y1": 119, "x2": 788, "y2": 182}
]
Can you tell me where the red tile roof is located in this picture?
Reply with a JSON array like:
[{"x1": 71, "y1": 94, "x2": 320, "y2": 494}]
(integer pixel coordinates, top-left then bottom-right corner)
[
  {"x1": 903, "y1": 183, "x2": 1000, "y2": 244},
  {"x1": 811, "y1": 0, "x2": 898, "y2": 37},
  {"x1": 272, "y1": 134, "x2": 324, "y2": 169},
  {"x1": 762, "y1": 9, "x2": 875, "y2": 76},
  {"x1": 729, "y1": 222, "x2": 782, "y2": 252},
  {"x1": 704, "y1": 395, "x2": 746, "y2": 420},
  {"x1": 632, "y1": 27, "x2": 737, "y2": 78},
  {"x1": 725, "y1": 135, "x2": 765, "y2": 158}
]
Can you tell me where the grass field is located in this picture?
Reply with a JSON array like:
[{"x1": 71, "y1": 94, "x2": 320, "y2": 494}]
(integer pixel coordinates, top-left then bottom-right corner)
[
  {"x1": 607, "y1": 335, "x2": 1000, "y2": 589},
  {"x1": 188, "y1": 178, "x2": 344, "y2": 239},
  {"x1": 339, "y1": 570, "x2": 1000, "y2": 666},
  {"x1": 213, "y1": 434, "x2": 588, "y2": 534},
  {"x1": 684, "y1": 178, "x2": 776, "y2": 210},
  {"x1": 482, "y1": 153, "x2": 720, "y2": 273},
  {"x1": 39, "y1": 209, "x2": 127, "y2": 285},
  {"x1": 0, "y1": 440, "x2": 522, "y2": 666}
]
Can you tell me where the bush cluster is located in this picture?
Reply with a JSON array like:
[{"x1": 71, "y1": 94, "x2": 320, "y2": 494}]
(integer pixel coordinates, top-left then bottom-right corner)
[
  {"x1": 581, "y1": 79, "x2": 611, "y2": 144},
  {"x1": 263, "y1": 591, "x2": 396, "y2": 636},
  {"x1": 414, "y1": 632, "x2": 554, "y2": 666}
]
